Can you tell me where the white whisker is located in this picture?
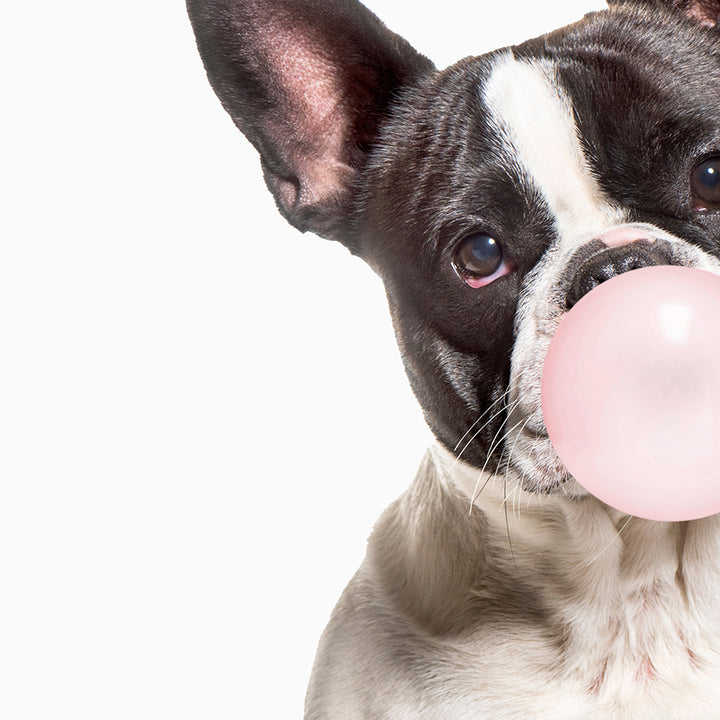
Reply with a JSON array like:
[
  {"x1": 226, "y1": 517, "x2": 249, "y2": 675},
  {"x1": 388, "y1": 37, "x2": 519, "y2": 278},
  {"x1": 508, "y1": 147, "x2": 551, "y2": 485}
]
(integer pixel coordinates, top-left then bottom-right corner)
[
  {"x1": 583, "y1": 515, "x2": 633, "y2": 568},
  {"x1": 503, "y1": 470, "x2": 516, "y2": 567},
  {"x1": 454, "y1": 394, "x2": 520, "y2": 468},
  {"x1": 502, "y1": 413, "x2": 532, "y2": 479},
  {"x1": 453, "y1": 388, "x2": 512, "y2": 452},
  {"x1": 468, "y1": 401, "x2": 528, "y2": 510}
]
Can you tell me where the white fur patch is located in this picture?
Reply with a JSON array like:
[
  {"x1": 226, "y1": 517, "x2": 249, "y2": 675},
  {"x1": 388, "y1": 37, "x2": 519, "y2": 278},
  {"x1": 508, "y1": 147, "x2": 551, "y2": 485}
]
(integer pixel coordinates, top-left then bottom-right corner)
[
  {"x1": 483, "y1": 54, "x2": 623, "y2": 242},
  {"x1": 482, "y1": 54, "x2": 720, "y2": 499}
]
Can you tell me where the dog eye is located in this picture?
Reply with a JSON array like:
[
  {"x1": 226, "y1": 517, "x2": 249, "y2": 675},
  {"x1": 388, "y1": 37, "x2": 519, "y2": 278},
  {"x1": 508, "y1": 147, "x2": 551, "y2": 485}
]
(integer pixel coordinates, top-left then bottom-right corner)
[
  {"x1": 691, "y1": 157, "x2": 720, "y2": 210},
  {"x1": 453, "y1": 233, "x2": 513, "y2": 288}
]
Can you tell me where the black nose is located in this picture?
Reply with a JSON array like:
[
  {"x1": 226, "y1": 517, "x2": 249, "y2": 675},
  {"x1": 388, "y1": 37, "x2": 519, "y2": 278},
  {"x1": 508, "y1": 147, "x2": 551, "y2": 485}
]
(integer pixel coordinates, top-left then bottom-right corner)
[{"x1": 565, "y1": 242, "x2": 671, "y2": 309}]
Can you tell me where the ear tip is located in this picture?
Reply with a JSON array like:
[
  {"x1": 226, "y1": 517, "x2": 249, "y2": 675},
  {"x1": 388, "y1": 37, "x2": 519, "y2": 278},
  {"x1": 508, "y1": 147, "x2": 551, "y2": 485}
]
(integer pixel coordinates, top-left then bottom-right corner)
[{"x1": 188, "y1": 0, "x2": 431, "y2": 250}]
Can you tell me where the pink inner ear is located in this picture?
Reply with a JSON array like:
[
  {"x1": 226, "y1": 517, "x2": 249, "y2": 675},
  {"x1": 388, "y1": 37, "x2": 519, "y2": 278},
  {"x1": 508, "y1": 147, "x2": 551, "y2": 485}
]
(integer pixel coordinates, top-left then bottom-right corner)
[
  {"x1": 679, "y1": 0, "x2": 718, "y2": 27},
  {"x1": 257, "y1": 11, "x2": 355, "y2": 208}
]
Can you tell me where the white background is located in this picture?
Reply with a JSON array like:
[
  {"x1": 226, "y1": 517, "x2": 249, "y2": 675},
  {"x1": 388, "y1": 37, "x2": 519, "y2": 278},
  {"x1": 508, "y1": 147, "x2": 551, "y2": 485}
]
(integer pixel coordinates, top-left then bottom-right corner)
[{"x1": 2, "y1": 1, "x2": 606, "y2": 717}]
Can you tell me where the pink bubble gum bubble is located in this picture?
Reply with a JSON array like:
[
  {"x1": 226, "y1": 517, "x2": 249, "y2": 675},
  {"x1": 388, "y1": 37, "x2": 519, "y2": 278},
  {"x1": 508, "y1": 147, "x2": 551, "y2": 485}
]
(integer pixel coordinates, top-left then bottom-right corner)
[{"x1": 541, "y1": 265, "x2": 720, "y2": 522}]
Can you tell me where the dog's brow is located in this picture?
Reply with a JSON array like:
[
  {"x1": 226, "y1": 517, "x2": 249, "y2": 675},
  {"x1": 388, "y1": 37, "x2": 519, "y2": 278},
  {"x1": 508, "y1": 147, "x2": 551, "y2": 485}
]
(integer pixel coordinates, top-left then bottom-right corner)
[{"x1": 483, "y1": 54, "x2": 622, "y2": 245}]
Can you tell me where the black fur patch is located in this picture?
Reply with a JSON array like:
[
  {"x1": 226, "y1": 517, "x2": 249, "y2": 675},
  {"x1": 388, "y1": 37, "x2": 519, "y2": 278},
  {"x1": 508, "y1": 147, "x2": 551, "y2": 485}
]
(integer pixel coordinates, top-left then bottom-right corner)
[{"x1": 188, "y1": 0, "x2": 720, "y2": 474}]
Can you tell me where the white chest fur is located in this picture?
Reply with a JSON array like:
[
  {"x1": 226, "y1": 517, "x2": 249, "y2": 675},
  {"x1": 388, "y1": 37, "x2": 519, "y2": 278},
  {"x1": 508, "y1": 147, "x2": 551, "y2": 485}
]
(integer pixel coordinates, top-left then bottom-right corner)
[
  {"x1": 433, "y1": 447, "x2": 720, "y2": 718},
  {"x1": 307, "y1": 447, "x2": 720, "y2": 718}
]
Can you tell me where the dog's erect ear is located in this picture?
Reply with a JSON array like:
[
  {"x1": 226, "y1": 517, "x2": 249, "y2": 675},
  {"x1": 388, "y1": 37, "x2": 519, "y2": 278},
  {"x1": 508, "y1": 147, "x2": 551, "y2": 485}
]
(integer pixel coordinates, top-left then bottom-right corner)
[
  {"x1": 608, "y1": 0, "x2": 719, "y2": 27},
  {"x1": 187, "y1": 0, "x2": 434, "y2": 246}
]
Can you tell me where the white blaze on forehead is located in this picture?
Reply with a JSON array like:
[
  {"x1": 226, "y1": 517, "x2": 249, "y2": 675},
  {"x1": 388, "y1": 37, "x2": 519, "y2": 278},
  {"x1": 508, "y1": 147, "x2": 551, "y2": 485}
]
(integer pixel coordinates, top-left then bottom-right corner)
[{"x1": 483, "y1": 54, "x2": 622, "y2": 241}]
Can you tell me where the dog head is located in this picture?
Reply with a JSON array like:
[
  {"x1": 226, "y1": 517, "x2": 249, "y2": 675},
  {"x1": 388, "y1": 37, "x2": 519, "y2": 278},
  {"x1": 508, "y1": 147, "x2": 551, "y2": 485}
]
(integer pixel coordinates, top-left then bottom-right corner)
[{"x1": 188, "y1": 0, "x2": 720, "y2": 497}]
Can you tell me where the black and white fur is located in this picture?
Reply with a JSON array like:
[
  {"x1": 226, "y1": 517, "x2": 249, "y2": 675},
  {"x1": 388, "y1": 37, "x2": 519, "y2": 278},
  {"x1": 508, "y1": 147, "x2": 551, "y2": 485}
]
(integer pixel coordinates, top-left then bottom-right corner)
[{"x1": 187, "y1": 0, "x2": 720, "y2": 716}]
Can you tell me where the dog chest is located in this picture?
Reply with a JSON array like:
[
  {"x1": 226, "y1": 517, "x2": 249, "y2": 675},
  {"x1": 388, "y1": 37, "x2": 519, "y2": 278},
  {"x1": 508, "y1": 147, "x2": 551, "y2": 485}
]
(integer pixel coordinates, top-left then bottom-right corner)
[
  {"x1": 308, "y1": 548, "x2": 720, "y2": 719},
  {"x1": 307, "y1": 559, "x2": 720, "y2": 719},
  {"x1": 322, "y1": 452, "x2": 720, "y2": 719}
]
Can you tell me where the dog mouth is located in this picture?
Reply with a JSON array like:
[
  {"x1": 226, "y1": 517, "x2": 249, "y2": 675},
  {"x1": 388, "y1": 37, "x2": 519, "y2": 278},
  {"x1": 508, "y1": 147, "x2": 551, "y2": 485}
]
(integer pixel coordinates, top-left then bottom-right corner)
[
  {"x1": 502, "y1": 412, "x2": 574, "y2": 494},
  {"x1": 500, "y1": 346, "x2": 572, "y2": 493},
  {"x1": 503, "y1": 230, "x2": 720, "y2": 496}
]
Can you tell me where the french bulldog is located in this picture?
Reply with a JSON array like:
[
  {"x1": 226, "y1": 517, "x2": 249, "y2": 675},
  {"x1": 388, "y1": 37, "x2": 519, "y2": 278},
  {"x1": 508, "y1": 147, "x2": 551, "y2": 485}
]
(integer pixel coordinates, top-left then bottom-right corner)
[{"x1": 187, "y1": 0, "x2": 720, "y2": 716}]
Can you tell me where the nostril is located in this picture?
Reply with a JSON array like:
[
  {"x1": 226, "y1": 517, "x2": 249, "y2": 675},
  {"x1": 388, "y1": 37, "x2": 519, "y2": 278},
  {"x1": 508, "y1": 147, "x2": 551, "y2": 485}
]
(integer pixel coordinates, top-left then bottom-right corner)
[
  {"x1": 565, "y1": 242, "x2": 671, "y2": 309},
  {"x1": 566, "y1": 264, "x2": 614, "y2": 309}
]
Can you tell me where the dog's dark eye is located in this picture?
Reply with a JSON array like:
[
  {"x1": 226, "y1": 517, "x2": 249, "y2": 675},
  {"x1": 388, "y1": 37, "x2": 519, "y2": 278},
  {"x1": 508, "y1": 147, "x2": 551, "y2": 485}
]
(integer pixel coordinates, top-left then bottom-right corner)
[
  {"x1": 456, "y1": 234, "x2": 502, "y2": 275},
  {"x1": 691, "y1": 157, "x2": 720, "y2": 210},
  {"x1": 453, "y1": 233, "x2": 512, "y2": 288}
]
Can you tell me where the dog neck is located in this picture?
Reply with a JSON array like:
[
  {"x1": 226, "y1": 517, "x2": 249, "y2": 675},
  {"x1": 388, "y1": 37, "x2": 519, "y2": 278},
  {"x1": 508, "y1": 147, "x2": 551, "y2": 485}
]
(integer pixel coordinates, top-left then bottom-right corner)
[{"x1": 367, "y1": 445, "x2": 720, "y2": 657}]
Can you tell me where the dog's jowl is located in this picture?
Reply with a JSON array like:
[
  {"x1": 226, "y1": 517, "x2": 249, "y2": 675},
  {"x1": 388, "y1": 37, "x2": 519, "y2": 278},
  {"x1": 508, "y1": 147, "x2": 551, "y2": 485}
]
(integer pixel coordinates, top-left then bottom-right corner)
[{"x1": 188, "y1": 1, "x2": 720, "y2": 716}]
